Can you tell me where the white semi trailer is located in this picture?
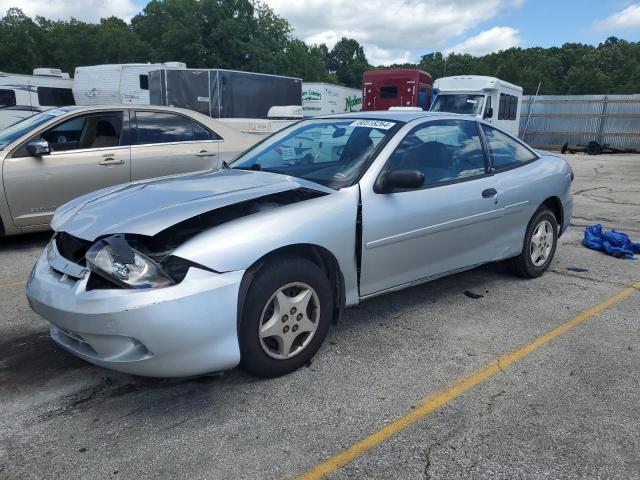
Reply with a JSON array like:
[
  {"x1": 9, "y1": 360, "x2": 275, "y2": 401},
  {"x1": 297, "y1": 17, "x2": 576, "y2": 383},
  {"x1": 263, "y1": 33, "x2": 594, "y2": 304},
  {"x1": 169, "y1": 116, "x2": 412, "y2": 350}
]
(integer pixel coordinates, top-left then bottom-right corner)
[
  {"x1": 302, "y1": 82, "x2": 362, "y2": 117},
  {"x1": 430, "y1": 76, "x2": 523, "y2": 136},
  {"x1": 72, "y1": 62, "x2": 186, "y2": 106}
]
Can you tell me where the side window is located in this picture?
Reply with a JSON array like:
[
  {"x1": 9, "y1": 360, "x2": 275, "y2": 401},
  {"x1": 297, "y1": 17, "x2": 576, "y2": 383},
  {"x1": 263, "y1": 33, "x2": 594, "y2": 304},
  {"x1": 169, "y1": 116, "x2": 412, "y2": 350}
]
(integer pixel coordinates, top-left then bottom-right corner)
[
  {"x1": 37, "y1": 87, "x2": 75, "y2": 107},
  {"x1": 481, "y1": 125, "x2": 537, "y2": 170},
  {"x1": 193, "y1": 122, "x2": 220, "y2": 141},
  {"x1": 16, "y1": 112, "x2": 123, "y2": 156},
  {"x1": 386, "y1": 120, "x2": 487, "y2": 186},
  {"x1": 498, "y1": 94, "x2": 507, "y2": 120},
  {"x1": 0, "y1": 89, "x2": 17, "y2": 108},
  {"x1": 139, "y1": 74, "x2": 149, "y2": 90},
  {"x1": 509, "y1": 96, "x2": 518, "y2": 120},
  {"x1": 418, "y1": 88, "x2": 428, "y2": 109},
  {"x1": 135, "y1": 111, "x2": 194, "y2": 144},
  {"x1": 498, "y1": 94, "x2": 518, "y2": 120}
]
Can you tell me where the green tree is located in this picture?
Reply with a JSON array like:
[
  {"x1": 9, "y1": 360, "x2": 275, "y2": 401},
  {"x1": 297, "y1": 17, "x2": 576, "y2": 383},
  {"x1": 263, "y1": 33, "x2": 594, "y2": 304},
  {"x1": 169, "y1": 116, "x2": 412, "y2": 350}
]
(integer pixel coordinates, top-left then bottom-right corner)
[
  {"x1": 2, "y1": 4, "x2": 640, "y2": 95},
  {"x1": 0, "y1": 8, "x2": 45, "y2": 73},
  {"x1": 327, "y1": 38, "x2": 370, "y2": 88}
]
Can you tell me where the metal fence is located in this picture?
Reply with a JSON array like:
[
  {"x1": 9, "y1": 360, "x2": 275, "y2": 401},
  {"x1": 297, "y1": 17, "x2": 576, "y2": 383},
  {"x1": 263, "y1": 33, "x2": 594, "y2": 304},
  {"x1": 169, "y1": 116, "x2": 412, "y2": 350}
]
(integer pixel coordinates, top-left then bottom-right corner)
[{"x1": 518, "y1": 95, "x2": 640, "y2": 150}]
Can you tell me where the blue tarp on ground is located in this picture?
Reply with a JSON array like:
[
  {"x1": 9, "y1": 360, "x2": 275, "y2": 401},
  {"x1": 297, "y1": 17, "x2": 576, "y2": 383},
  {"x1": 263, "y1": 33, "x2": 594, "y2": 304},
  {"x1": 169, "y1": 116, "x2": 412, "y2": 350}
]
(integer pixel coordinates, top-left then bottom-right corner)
[{"x1": 583, "y1": 224, "x2": 640, "y2": 259}]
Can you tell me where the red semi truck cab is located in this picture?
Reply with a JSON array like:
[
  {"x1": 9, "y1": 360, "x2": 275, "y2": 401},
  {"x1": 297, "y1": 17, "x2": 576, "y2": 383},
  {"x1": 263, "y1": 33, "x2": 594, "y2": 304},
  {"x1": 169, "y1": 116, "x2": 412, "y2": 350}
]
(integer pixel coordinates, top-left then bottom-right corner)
[{"x1": 362, "y1": 69, "x2": 433, "y2": 111}]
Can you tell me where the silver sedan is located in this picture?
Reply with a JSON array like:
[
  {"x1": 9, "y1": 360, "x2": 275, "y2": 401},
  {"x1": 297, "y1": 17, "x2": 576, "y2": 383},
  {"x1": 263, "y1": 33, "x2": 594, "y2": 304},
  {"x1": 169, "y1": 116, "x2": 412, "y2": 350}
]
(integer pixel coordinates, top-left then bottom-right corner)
[
  {"x1": 0, "y1": 105, "x2": 259, "y2": 236},
  {"x1": 27, "y1": 111, "x2": 573, "y2": 377}
]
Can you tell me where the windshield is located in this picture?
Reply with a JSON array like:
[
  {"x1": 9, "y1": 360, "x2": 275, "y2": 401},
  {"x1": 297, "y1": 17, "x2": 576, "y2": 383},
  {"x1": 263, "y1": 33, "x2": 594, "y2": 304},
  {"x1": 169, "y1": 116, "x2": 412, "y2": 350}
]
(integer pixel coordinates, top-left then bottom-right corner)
[
  {"x1": 430, "y1": 94, "x2": 485, "y2": 116},
  {"x1": 231, "y1": 118, "x2": 399, "y2": 189},
  {"x1": 0, "y1": 109, "x2": 67, "y2": 150}
]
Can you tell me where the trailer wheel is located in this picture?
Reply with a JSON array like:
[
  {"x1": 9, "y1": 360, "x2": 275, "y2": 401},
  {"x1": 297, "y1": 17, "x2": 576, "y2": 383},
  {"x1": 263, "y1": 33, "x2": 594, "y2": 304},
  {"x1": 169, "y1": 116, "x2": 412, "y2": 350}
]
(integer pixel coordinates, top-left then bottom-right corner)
[{"x1": 587, "y1": 141, "x2": 602, "y2": 155}]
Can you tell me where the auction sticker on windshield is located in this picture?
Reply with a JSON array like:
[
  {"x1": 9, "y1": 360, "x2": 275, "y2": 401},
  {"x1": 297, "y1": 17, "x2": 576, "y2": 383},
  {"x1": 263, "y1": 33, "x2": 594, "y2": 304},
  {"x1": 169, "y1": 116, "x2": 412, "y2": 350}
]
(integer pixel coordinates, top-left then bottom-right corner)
[{"x1": 350, "y1": 120, "x2": 396, "y2": 130}]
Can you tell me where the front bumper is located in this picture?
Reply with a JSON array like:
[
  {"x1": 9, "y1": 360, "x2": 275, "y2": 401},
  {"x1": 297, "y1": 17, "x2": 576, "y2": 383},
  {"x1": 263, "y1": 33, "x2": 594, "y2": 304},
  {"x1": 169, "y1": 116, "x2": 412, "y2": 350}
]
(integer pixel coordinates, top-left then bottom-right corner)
[{"x1": 27, "y1": 248, "x2": 244, "y2": 377}]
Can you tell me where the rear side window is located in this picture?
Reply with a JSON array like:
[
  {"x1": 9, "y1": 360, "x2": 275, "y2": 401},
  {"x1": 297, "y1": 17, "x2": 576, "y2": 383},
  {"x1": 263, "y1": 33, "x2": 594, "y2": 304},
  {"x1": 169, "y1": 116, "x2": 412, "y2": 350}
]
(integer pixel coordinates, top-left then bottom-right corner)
[
  {"x1": 0, "y1": 89, "x2": 16, "y2": 108},
  {"x1": 37, "y1": 87, "x2": 75, "y2": 107},
  {"x1": 481, "y1": 125, "x2": 537, "y2": 170},
  {"x1": 194, "y1": 122, "x2": 220, "y2": 141},
  {"x1": 380, "y1": 86, "x2": 398, "y2": 99},
  {"x1": 135, "y1": 111, "x2": 194, "y2": 144}
]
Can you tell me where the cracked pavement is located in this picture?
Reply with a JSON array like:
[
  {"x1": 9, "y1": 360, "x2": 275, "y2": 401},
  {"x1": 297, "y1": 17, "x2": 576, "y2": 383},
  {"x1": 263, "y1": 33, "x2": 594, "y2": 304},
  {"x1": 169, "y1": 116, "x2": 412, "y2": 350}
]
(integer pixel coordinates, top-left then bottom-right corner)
[{"x1": 1, "y1": 153, "x2": 639, "y2": 479}]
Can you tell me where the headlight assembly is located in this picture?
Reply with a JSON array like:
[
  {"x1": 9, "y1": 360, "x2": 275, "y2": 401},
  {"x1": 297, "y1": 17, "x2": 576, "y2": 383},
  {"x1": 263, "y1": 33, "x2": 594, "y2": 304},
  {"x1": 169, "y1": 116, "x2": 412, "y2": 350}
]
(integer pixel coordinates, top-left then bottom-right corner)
[{"x1": 86, "y1": 234, "x2": 175, "y2": 289}]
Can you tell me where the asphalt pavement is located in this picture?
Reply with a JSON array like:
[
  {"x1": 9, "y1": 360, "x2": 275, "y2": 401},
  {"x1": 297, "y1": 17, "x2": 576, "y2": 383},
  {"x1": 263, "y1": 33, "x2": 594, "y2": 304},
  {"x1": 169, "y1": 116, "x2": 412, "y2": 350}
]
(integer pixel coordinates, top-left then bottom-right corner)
[{"x1": 0, "y1": 153, "x2": 638, "y2": 480}]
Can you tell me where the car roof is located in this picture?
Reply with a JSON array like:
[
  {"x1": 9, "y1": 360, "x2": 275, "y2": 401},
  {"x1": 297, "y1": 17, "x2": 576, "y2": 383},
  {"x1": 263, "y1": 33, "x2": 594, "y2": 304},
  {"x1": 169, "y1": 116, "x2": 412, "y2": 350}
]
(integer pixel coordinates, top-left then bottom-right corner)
[
  {"x1": 55, "y1": 104, "x2": 204, "y2": 115},
  {"x1": 317, "y1": 110, "x2": 456, "y2": 122}
]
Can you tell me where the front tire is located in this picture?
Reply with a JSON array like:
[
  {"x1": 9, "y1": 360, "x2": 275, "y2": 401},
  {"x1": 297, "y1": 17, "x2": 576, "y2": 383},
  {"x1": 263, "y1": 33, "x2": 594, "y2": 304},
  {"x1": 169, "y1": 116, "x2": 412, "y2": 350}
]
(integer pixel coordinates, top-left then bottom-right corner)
[
  {"x1": 238, "y1": 257, "x2": 333, "y2": 378},
  {"x1": 510, "y1": 207, "x2": 558, "y2": 278}
]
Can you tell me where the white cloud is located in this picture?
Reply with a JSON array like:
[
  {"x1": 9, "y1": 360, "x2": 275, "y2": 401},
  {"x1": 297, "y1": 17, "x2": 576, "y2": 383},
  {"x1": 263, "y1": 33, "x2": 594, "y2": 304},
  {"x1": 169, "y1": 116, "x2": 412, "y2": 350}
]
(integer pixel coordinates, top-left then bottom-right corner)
[
  {"x1": 3, "y1": 0, "x2": 526, "y2": 64},
  {"x1": 596, "y1": 3, "x2": 640, "y2": 31},
  {"x1": 263, "y1": 0, "x2": 523, "y2": 64},
  {"x1": 363, "y1": 45, "x2": 413, "y2": 66},
  {"x1": 444, "y1": 26, "x2": 520, "y2": 56},
  {"x1": 0, "y1": 0, "x2": 140, "y2": 23}
]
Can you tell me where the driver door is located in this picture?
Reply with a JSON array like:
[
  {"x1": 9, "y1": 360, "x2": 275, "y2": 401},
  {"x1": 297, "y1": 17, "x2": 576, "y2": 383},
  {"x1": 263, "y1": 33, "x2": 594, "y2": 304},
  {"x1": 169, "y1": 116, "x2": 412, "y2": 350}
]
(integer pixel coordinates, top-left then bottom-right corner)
[
  {"x1": 3, "y1": 110, "x2": 130, "y2": 228},
  {"x1": 359, "y1": 119, "x2": 504, "y2": 296}
]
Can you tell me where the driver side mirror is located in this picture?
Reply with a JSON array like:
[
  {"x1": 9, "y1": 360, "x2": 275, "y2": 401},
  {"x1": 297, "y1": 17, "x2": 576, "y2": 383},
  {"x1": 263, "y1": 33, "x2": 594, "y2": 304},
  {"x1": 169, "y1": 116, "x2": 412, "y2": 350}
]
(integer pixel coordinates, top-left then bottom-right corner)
[
  {"x1": 26, "y1": 139, "x2": 51, "y2": 157},
  {"x1": 483, "y1": 107, "x2": 493, "y2": 119},
  {"x1": 375, "y1": 169, "x2": 425, "y2": 194}
]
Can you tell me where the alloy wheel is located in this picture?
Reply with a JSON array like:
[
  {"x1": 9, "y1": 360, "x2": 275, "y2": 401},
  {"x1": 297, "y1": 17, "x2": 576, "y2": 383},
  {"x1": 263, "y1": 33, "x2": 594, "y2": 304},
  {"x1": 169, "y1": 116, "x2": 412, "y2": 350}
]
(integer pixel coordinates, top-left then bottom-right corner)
[
  {"x1": 258, "y1": 282, "x2": 321, "y2": 360},
  {"x1": 530, "y1": 219, "x2": 554, "y2": 267}
]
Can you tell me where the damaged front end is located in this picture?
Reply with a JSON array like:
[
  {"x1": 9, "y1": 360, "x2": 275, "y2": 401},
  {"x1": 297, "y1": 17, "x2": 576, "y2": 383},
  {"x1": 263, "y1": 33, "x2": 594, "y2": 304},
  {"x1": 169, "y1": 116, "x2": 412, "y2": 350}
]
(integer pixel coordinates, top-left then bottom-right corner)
[{"x1": 54, "y1": 188, "x2": 328, "y2": 291}]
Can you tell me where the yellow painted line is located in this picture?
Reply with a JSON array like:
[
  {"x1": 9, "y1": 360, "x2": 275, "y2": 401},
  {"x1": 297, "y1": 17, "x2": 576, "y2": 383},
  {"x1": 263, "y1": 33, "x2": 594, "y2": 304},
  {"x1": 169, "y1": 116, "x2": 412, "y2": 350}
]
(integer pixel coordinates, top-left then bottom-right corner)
[
  {"x1": 0, "y1": 280, "x2": 26, "y2": 289},
  {"x1": 298, "y1": 281, "x2": 640, "y2": 480}
]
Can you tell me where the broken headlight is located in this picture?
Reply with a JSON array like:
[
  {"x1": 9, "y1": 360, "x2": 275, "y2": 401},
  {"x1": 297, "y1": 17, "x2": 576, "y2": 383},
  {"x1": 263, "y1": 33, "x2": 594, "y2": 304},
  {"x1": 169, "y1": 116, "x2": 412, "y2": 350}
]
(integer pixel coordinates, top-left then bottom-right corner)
[{"x1": 85, "y1": 235, "x2": 175, "y2": 289}]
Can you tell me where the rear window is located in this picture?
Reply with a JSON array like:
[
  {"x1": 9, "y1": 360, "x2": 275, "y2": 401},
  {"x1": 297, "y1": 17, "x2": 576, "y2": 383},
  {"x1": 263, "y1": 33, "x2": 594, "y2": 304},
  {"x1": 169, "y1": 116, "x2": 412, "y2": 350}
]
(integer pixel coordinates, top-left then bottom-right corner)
[
  {"x1": 0, "y1": 89, "x2": 16, "y2": 108},
  {"x1": 380, "y1": 86, "x2": 398, "y2": 99},
  {"x1": 37, "y1": 87, "x2": 75, "y2": 107}
]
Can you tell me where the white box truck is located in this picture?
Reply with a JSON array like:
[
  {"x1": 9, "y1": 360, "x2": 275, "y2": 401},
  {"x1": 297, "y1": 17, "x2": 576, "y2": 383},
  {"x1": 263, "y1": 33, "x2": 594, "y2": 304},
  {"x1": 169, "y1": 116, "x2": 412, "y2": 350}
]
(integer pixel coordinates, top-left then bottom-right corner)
[
  {"x1": 72, "y1": 62, "x2": 186, "y2": 106},
  {"x1": 0, "y1": 68, "x2": 74, "y2": 130},
  {"x1": 430, "y1": 76, "x2": 523, "y2": 136},
  {"x1": 302, "y1": 82, "x2": 362, "y2": 117}
]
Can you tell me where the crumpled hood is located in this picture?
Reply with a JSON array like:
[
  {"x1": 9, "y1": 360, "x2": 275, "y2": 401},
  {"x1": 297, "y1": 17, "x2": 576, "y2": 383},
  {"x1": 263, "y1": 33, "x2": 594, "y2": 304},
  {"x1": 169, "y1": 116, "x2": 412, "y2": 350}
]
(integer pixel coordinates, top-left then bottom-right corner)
[{"x1": 52, "y1": 169, "x2": 333, "y2": 241}]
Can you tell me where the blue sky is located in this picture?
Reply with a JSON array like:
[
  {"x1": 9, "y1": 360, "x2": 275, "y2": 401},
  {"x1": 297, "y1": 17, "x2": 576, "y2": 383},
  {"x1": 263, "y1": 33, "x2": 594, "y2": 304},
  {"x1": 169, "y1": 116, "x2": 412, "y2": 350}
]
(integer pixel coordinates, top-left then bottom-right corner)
[
  {"x1": 482, "y1": 0, "x2": 640, "y2": 47},
  {"x1": 3, "y1": 0, "x2": 640, "y2": 65}
]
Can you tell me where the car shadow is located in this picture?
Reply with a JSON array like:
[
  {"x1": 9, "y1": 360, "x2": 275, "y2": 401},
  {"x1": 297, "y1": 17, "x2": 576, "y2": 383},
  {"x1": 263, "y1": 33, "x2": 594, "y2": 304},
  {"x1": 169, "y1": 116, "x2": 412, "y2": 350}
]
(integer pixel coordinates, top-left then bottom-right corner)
[{"x1": 0, "y1": 231, "x2": 52, "y2": 252}]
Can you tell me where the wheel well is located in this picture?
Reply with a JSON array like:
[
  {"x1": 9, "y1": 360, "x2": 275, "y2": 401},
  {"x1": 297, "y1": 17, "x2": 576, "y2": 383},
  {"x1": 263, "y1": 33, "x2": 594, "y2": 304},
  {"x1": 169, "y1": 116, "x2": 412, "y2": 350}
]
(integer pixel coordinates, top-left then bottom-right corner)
[
  {"x1": 237, "y1": 244, "x2": 346, "y2": 328},
  {"x1": 541, "y1": 197, "x2": 564, "y2": 236}
]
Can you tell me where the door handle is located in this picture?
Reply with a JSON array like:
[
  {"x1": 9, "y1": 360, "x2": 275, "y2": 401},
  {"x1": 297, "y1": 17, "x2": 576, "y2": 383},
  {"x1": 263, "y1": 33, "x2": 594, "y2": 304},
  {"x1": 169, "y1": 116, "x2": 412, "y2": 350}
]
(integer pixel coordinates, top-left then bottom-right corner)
[
  {"x1": 482, "y1": 188, "x2": 498, "y2": 198},
  {"x1": 99, "y1": 158, "x2": 125, "y2": 166},
  {"x1": 195, "y1": 150, "x2": 216, "y2": 157}
]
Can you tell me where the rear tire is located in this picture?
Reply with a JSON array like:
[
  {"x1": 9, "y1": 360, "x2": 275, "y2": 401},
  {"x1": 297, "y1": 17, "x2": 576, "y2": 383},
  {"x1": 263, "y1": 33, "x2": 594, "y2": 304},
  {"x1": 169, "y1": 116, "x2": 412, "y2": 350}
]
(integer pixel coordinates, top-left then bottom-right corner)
[
  {"x1": 238, "y1": 256, "x2": 333, "y2": 378},
  {"x1": 510, "y1": 207, "x2": 558, "y2": 278}
]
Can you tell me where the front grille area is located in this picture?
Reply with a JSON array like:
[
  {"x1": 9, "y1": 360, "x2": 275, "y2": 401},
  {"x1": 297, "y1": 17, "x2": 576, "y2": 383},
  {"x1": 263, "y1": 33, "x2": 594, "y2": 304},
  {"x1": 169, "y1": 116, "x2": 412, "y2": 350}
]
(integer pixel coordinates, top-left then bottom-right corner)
[{"x1": 55, "y1": 232, "x2": 92, "y2": 266}]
